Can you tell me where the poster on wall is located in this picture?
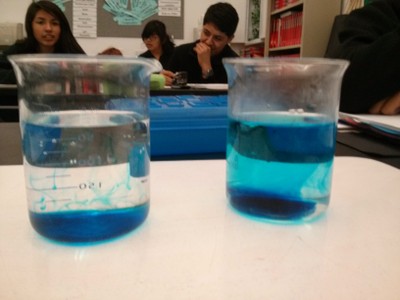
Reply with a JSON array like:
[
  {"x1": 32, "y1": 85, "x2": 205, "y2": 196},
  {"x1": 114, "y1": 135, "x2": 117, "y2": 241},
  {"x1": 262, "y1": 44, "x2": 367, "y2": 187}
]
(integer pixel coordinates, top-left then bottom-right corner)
[
  {"x1": 73, "y1": 0, "x2": 97, "y2": 38},
  {"x1": 44, "y1": 0, "x2": 184, "y2": 39}
]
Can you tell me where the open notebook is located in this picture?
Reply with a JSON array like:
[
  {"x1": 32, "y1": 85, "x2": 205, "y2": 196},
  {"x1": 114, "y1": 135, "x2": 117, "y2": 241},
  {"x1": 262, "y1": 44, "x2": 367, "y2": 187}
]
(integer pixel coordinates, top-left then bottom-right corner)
[{"x1": 339, "y1": 112, "x2": 400, "y2": 141}]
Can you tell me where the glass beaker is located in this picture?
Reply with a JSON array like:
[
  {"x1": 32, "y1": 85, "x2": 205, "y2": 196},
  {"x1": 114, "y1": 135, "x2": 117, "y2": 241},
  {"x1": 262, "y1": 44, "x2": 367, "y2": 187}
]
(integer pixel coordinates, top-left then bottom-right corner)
[
  {"x1": 223, "y1": 58, "x2": 349, "y2": 223},
  {"x1": 9, "y1": 54, "x2": 162, "y2": 243}
]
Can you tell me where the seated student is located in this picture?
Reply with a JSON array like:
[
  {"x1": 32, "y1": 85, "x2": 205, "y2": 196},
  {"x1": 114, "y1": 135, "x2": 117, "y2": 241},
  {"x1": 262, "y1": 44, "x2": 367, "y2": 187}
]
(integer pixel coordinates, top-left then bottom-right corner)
[
  {"x1": 325, "y1": 0, "x2": 400, "y2": 115},
  {"x1": 166, "y1": 2, "x2": 239, "y2": 84},
  {"x1": 139, "y1": 20, "x2": 175, "y2": 68},
  {"x1": 139, "y1": 20, "x2": 175, "y2": 86},
  {"x1": 0, "y1": 0, "x2": 85, "y2": 84}
]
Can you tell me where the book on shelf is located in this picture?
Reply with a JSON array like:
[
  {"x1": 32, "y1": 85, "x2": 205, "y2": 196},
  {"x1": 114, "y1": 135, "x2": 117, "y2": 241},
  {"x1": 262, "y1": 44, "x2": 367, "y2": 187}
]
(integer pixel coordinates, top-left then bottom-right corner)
[
  {"x1": 273, "y1": 0, "x2": 300, "y2": 11},
  {"x1": 270, "y1": 53, "x2": 300, "y2": 58},
  {"x1": 269, "y1": 11, "x2": 302, "y2": 49},
  {"x1": 241, "y1": 45, "x2": 265, "y2": 57},
  {"x1": 269, "y1": 18, "x2": 280, "y2": 48}
]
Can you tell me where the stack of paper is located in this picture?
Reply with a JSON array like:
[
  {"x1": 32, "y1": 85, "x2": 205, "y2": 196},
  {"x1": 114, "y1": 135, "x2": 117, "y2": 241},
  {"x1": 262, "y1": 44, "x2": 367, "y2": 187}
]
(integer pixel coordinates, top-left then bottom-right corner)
[{"x1": 339, "y1": 112, "x2": 400, "y2": 141}]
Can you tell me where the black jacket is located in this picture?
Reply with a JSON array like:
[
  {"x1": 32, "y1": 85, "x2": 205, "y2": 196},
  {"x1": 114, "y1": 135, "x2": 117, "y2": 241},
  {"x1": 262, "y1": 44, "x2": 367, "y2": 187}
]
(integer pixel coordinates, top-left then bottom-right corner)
[
  {"x1": 166, "y1": 41, "x2": 238, "y2": 83},
  {"x1": 326, "y1": 0, "x2": 400, "y2": 113},
  {"x1": 0, "y1": 42, "x2": 29, "y2": 84},
  {"x1": 138, "y1": 49, "x2": 173, "y2": 69}
]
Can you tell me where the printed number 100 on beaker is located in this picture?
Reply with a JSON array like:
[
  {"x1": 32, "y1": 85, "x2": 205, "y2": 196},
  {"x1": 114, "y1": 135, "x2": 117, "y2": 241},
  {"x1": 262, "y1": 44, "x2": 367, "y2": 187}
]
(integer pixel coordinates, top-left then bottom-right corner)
[{"x1": 9, "y1": 54, "x2": 161, "y2": 244}]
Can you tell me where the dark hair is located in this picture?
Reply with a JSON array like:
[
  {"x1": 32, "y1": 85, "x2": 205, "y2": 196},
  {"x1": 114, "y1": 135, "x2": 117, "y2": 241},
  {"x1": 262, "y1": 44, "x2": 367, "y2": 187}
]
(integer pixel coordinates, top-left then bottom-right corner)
[
  {"x1": 141, "y1": 20, "x2": 175, "y2": 54},
  {"x1": 98, "y1": 47, "x2": 123, "y2": 56},
  {"x1": 203, "y1": 2, "x2": 239, "y2": 37},
  {"x1": 22, "y1": 0, "x2": 85, "y2": 54}
]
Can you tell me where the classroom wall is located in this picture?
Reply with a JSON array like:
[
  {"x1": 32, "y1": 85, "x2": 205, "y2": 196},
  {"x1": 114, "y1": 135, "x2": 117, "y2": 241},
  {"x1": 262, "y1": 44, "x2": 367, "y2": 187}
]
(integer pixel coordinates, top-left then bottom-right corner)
[{"x1": 0, "y1": 0, "x2": 246, "y2": 56}]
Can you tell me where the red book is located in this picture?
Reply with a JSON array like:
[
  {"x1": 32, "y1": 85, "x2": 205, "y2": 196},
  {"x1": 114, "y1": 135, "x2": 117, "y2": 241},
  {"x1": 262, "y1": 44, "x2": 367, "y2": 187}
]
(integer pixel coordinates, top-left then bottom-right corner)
[
  {"x1": 296, "y1": 11, "x2": 303, "y2": 45},
  {"x1": 270, "y1": 18, "x2": 279, "y2": 48},
  {"x1": 280, "y1": 11, "x2": 292, "y2": 47}
]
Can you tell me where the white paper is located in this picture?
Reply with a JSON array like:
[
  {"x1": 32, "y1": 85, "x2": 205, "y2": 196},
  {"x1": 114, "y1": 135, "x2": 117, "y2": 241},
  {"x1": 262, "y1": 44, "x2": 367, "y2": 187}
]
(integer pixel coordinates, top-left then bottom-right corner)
[
  {"x1": 158, "y1": 0, "x2": 181, "y2": 17},
  {"x1": 73, "y1": 0, "x2": 97, "y2": 38},
  {"x1": 339, "y1": 112, "x2": 400, "y2": 136}
]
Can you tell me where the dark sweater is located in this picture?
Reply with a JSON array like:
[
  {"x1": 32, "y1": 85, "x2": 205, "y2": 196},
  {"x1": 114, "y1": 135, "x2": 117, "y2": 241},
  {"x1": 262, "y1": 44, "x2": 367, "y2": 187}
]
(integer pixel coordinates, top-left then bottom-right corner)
[
  {"x1": 138, "y1": 49, "x2": 173, "y2": 69},
  {"x1": 166, "y1": 41, "x2": 239, "y2": 83},
  {"x1": 326, "y1": 0, "x2": 400, "y2": 113},
  {"x1": 0, "y1": 43, "x2": 29, "y2": 84}
]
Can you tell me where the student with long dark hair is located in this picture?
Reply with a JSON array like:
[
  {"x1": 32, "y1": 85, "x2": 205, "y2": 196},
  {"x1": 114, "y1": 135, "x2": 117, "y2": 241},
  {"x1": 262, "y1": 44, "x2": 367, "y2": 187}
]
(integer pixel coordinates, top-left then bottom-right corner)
[
  {"x1": 139, "y1": 20, "x2": 175, "y2": 85},
  {"x1": 139, "y1": 20, "x2": 175, "y2": 68},
  {"x1": 0, "y1": 0, "x2": 85, "y2": 84}
]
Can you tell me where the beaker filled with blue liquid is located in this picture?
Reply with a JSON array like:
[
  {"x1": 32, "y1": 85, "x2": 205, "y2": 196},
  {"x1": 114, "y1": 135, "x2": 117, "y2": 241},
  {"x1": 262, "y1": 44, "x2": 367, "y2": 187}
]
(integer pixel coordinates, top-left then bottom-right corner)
[
  {"x1": 9, "y1": 54, "x2": 161, "y2": 243},
  {"x1": 223, "y1": 58, "x2": 348, "y2": 223}
]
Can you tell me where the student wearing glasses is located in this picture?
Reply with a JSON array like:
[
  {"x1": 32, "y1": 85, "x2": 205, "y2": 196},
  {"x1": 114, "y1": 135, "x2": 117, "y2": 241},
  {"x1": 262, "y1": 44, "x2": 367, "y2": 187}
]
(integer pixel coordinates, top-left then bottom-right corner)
[
  {"x1": 0, "y1": 0, "x2": 85, "y2": 84},
  {"x1": 139, "y1": 20, "x2": 175, "y2": 68},
  {"x1": 139, "y1": 20, "x2": 176, "y2": 85},
  {"x1": 166, "y1": 2, "x2": 239, "y2": 84}
]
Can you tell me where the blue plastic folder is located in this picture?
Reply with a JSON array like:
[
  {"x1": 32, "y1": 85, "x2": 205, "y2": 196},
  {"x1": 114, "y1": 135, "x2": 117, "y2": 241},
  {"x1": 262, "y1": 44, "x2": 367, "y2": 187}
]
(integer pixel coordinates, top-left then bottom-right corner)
[{"x1": 149, "y1": 94, "x2": 228, "y2": 156}]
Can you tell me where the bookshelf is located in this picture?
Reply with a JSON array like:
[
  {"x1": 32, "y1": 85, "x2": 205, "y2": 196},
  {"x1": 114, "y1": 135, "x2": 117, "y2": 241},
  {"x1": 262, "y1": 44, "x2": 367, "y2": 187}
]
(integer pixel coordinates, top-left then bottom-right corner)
[{"x1": 264, "y1": 0, "x2": 341, "y2": 57}]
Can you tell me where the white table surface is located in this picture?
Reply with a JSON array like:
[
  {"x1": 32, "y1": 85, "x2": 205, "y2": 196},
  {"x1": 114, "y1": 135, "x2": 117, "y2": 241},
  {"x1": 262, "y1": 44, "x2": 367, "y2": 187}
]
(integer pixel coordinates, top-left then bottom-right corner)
[{"x1": 0, "y1": 157, "x2": 399, "y2": 300}]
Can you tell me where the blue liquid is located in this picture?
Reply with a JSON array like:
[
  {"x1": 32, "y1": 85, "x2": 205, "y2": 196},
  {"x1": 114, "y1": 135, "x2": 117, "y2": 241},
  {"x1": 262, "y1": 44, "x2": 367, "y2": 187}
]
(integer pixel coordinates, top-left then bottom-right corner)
[
  {"x1": 29, "y1": 203, "x2": 149, "y2": 244},
  {"x1": 227, "y1": 113, "x2": 336, "y2": 222}
]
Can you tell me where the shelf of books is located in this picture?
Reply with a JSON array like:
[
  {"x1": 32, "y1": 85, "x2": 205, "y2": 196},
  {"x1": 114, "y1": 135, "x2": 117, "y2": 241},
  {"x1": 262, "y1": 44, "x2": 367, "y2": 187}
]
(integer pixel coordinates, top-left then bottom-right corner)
[
  {"x1": 265, "y1": 0, "x2": 341, "y2": 58},
  {"x1": 267, "y1": 1, "x2": 303, "y2": 57},
  {"x1": 269, "y1": 10, "x2": 303, "y2": 53},
  {"x1": 272, "y1": 0, "x2": 302, "y2": 12},
  {"x1": 241, "y1": 44, "x2": 265, "y2": 57}
]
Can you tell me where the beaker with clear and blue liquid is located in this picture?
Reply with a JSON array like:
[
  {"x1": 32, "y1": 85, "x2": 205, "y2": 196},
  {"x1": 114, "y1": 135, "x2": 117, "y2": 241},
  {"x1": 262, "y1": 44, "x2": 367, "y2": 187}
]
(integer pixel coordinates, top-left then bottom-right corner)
[{"x1": 9, "y1": 54, "x2": 161, "y2": 244}]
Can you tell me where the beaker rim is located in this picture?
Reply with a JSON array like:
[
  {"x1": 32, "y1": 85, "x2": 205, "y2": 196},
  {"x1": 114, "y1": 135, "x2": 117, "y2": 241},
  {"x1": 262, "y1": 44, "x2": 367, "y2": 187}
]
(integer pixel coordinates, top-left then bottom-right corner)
[
  {"x1": 223, "y1": 57, "x2": 349, "y2": 67},
  {"x1": 8, "y1": 53, "x2": 162, "y2": 69}
]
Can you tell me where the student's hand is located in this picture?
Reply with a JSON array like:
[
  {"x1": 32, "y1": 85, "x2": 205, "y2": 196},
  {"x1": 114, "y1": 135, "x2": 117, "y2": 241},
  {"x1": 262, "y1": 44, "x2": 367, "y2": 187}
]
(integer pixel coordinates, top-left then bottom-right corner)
[
  {"x1": 193, "y1": 42, "x2": 212, "y2": 75},
  {"x1": 369, "y1": 91, "x2": 400, "y2": 115},
  {"x1": 160, "y1": 69, "x2": 175, "y2": 86}
]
